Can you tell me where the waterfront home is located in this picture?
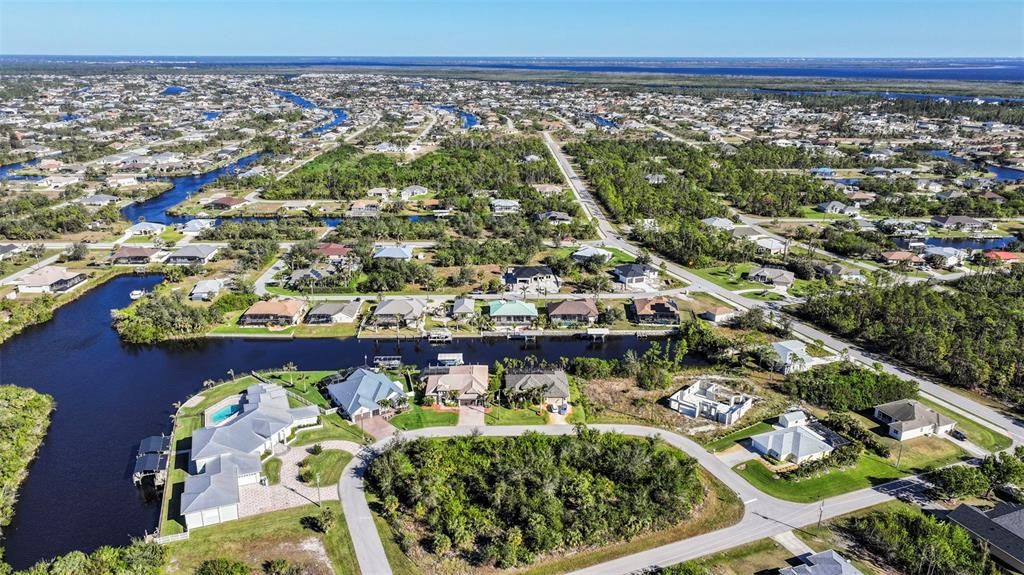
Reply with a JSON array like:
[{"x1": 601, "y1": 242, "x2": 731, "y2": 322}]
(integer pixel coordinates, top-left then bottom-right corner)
[
  {"x1": 372, "y1": 296, "x2": 426, "y2": 327},
  {"x1": 701, "y1": 217, "x2": 735, "y2": 232},
  {"x1": 79, "y1": 193, "x2": 120, "y2": 206},
  {"x1": 613, "y1": 263, "x2": 659, "y2": 288},
  {"x1": 423, "y1": 364, "x2": 489, "y2": 405},
  {"x1": 451, "y1": 297, "x2": 476, "y2": 319},
  {"x1": 179, "y1": 219, "x2": 216, "y2": 234},
  {"x1": 748, "y1": 266, "x2": 795, "y2": 288},
  {"x1": 306, "y1": 301, "x2": 362, "y2": 324},
  {"x1": 488, "y1": 300, "x2": 539, "y2": 326},
  {"x1": 239, "y1": 298, "x2": 306, "y2": 326},
  {"x1": 699, "y1": 306, "x2": 737, "y2": 324},
  {"x1": 185, "y1": 383, "x2": 319, "y2": 529},
  {"x1": 110, "y1": 246, "x2": 160, "y2": 265},
  {"x1": 770, "y1": 340, "x2": 813, "y2": 374},
  {"x1": 372, "y1": 245, "x2": 414, "y2": 260},
  {"x1": 571, "y1": 245, "x2": 612, "y2": 263},
  {"x1": 105, "y1": 175, "x2": 138, "y2": 188},
  {"x1": 490, "y1": 198, "x2": 521, "y2": 215},
  {"x1": 323, "y1": 368, "x2": 405, "y2": 420},
  {"x1": 189, "y1": 279, "x2": 224, "y2": 301},
  {"x1": 750, "y1": 425, "x2": 833, "y2": 465},
  {"x1": 535, "y1": 210, "x2": 573, "y2": 225},
  {"x1": 630, "y1": 296, "x2": 679, "y2": 324},
  {"x1": 930, "y1": 215, "x2": 991, "y2": 231},
  {"x1": 167, "y1": 245, "x2": 219, "y2": 265},
  {"x1": 780, "y1": 550, "x2": 864, "y2": 575},
  {"x1": 127, "y1": 221, "x2": 166, "y2": 236},
  {"x1": 400, "y1": 185, "x2": 428, "y2": 200},
  {"x1": 923, "y1": 246, "x2": 966, "y2": 268},
  {"x1": 208, "y1": 196, "x2": 246, "y2": 210},
  {"x1": 346, "y1": 199, "x2": 380, "y2": 218},
  {"x1": 547, "y1": 299, "x2": 598, "y2": 326},
  {"x1": 16, "y1": 266, "x2": 86, "y2": 294},
  {"x1": 873, "y1": 399, "x2": 955, "y2": 441},
  {"x1": 503, "y1": 370, "x2": 570, "y2": 406},
  {"x1": 668, "y1": 380, "x2": 753, "y2": 425},
  {"x1": 754, "y1": 237, "x2": 787, "y2": 255},
  {"x1": 879, "y1": 250, "x2": 925, "y2": 266},
  {"x1": 504, "y1": 265, "x2": 559, "y2": 293},
  {"x1": 948, "y1": 503, "x2": 1024, "y2": 573}
]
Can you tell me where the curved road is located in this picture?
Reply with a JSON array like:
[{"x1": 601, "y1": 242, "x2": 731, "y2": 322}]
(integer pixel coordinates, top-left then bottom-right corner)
[{"x1": 339, "y1": 423, "x2": 901, "y2": 575}]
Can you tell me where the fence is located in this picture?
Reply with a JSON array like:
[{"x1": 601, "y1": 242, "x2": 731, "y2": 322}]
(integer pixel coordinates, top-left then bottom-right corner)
[{"x1": 153, "y1": 531, "x2": 189, "y2": 544}]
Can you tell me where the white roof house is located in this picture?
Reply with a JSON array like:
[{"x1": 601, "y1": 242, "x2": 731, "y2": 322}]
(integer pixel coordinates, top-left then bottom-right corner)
[
  {"x1": 127, "y1": 222, "x2": 167, "y2": 236},
  {"x1": 571, "y1": 245, "x2": 612, "y2": 263},
  {"x1": 372, "y1": 245, "x2": 414, "y2": 260},
  {"x1": 750, "y1": 425, "x2": 833, "y2": 465},
  {"x1": 325, "y1": 368, "x2": 405, "y2": 420},
  {"x1": 770, "y1": 340, "x2": 814, "y2": 374},
  {"x1": 780, "y1": 550, "x2": 864, "y2": 575},
  {"x1": 701, "y1": 217, "x2": 735, "y2": 231}
]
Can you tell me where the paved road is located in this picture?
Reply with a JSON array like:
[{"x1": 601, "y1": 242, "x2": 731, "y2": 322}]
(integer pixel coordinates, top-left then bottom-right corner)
[
  {"x1": 338, "y1": 423, "x2": 896, "y2": 575},
  {"x1": 541, "y1": 131, "x2": 1024, "y2": 447}
]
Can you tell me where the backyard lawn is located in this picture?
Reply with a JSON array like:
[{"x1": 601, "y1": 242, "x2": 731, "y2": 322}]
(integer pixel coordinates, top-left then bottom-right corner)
[
  {"x1": 389, "y1": 405, "x2": 458, "y2": 430},
  {"x1": 703, "y1": 421, "x2": 774, "y2": 452},
  {"x1": 485, "y1": 405, "x2": 548, "y2": 425},
  {"x1": 163, "y1": 502, "x2": 358, "y2": 575},
  {"x1": 293, "y1": 412, "x2": 371, "y2": 445},
  {"x1": 299, "y1": 449, "x2": 351, "y2": 486}
]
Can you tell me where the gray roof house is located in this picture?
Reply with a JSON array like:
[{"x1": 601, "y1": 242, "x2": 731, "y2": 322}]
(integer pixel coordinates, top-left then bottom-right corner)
[
  {"x1": 750, "y1": 425, "x2": 834, "y2": 465},
  {"x1": 167, "y1": 244, "x2": 219, "y2": 265},
  {"x1": 451, "y1": 297, "x2": 476, "y2": 317},
  {"x1": 189, "y1": 279, "x2": 224, "y2": 301},
  {"x1": 324, "y1": 368, "x2": 406, "y2": 420},
  {"x1": 770, "y1": 340, "x2": 814, "y2": 374},
  {"x1": 504, "y1": 370, "x2": 571, "y2": 404},
  {"x1": 873, "y1": 399, "x2": 955, "y2": 441},
  {"x1": 749, "y1": 266, "x2": 795, "y2": 287},
  {"x1": 372, "y1": 245, "x2": 414, "y2": 260},
  {"x1": 372, "y1": 296, "x2": 426, "y2": 326},
  {"x1": 780, "y1": 549, "x2": 864, "y2": 575},
  {"x1": 306, "y1": 301, "x2": 362, "y2": 324},
  {"x1": 948, "y1": 503, "x2": 1024, "y2": 573}
]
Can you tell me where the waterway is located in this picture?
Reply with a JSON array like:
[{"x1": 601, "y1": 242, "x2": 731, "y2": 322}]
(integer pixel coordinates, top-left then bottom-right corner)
[
  {"x1": 273, "y1": 89, "x2": 349, "y2": 137},
  {"x1": 435, "y1": 105, "x2": 479, "y2": 129},
  {"x1": 0, "y1": 274, "x2": 677, "y2": 567},
  {"x1": 0, "y1": 159, "x2": 43, "y2": 181},
  {"x1": 897, "y1": 236, "x2": 1016, "y2": 251},
  {"x1": 924, "y1": 149, "x2": 1024, "y2": 182}
]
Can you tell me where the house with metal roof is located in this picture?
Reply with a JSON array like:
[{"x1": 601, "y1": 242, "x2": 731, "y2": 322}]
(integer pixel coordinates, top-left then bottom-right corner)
[
  {"x1": 488, "y1": 300, "x2": 538, "y2": 326},
  {"x1": 750, "y1": 425, "x2": 834, "y2": 465},
  {"x1": 372, "y1": 245, "x2": 414, "y2": 260},
  {"x1": 324, "y1": 368, "x2": 405, "y2": 420},
  {"x1": 167, "y1": 244, "x2": 219, "y2": 265},
  {"x1": 372, "y1": 296, "x2": 426, "y2": 327}
]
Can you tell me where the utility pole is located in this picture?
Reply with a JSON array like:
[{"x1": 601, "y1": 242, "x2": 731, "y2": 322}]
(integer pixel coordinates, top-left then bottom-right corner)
[
  {"x1": 817, "y1": 500, "x2": 824, "y2": 530},
  {"x1": 896, "y1": 441, "x2": 904, "y2": 470},
  {"x1": 316, "y1": 472, "x2": 321, "y2": 506}
]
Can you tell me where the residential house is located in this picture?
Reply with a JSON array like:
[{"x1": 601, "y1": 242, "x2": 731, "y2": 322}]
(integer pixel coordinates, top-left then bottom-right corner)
[
  {"x1": 306, "y1": 301, "x2": 362, "y2": 324},
  {"x1": 613, "y1": 263, "x2": 659, "y2": 288},
  {"x1": 983, "y1": 251, "x2": 1021, "y2": 266},
  {"x1": 400, "y1": 185, "x2": 428, "y2": 200},
  {"x1": 372, "y1": 245, "x2": 414, "y2": 260},
  {"x1": 873, "y1": 399, "x2": 955, "y2": 441},
  {"x1": 755, "y1": 237, "x2": 787, "y2": 255},
  {"x1": 17, "y1": 266, "x2": 86, "y2": 294},
  {"x1": 699, "y1": 306, "x2": 738, "y2": 324},
  {"x1": 750, "y1": 425, "x2": 834, "y2": 465},
  {"x1": 930, "y1": 215, "x2": 990, "y2": 232},
  {"x1": 780, "y1": 550, "x2": 864, "y2": 575},
  {"x1": 547, "y1": 299, "x2": 599, "y2": 326},
  {"x1": 778, "y1": 410, "x2": 808, "y2": 428},
  {"x1": 190, "y1": 279, "x2": 224, "y2": 301},
  {"x1": 180, "y1": 219, "x2": 216, "y2": 233},
  {"x1": 208, "y1": 196, "x2": 246, "y2": 210},
  {"x1": 948, "y1": 503, "x2": 1024, "y2": 573},
  {"x1": 372, "y1": 296, "x2": 426, "y2": 327},
  {"x1": 668, "y1": 380, "x2": 753, "y2": 425},
  {"x1": 630, "y1": 296, "x2": 679, "y2": 324},
  {"x1": 535, "y1": 211, "x2": 573, "y2": 225},
  {"x1": 880, "y1": 250, "x2": 925, "y2": 266},
  {"x1": 239, "y1": 298, "x2": 306, "y2": 326},
  {"x1": 80, "y1": 193, "x2": 120, "y2": 206},
  {"x1": 127, "y1": 222, "x2": 166, "y2": 236},
  {"x1": 167, "y1": 245, "x2": 219, "y2": 265},
  {"x1": 324, "y1": 368, "x2": 406, "y2": 420},
  {"x1": 110, "y1": 246, "x2": 159, "y2": 265},
  {"x1": 571, "y1": 245, "x2": 612, "y2": 263},
  {"x1": 748, "y1": 266, "x2": 795, "y2": 288},
  {"x1": 701, "y1": 217, "x2": 735, "y2": 231},
  {"x1": 0, "y1": 244, "x2": 23, "y2": 260},
  {"x1": 815, "y1": 263, "x2": 864, "y2": 283},
  {"x1": 816, "y1": 200, "x2": 858, "y2": 215},
  {"x1": 923, "y1": 246, "x2": 966, "y2": 268},
  {"x1": 490, "y1": 198, "x2": 521, "y2": 215},
  {"x1": 451, "y1": 297, "x2": 476, "y2": 319},
  {"x1": 424, "y1": 364, "x2": 489, "y2": 405},
  {"x1": 504, "y1": 370, "x2": 571, "y2": 406},
  {"x1": 505, "y1": 266, "x2": 559, "y2": 293},
  {"x1": 488, "y1": 300, "x2": 539, "y2": 326},
  {"x1": 770, "y1": 340, "x2": 813, "y2": 374}
]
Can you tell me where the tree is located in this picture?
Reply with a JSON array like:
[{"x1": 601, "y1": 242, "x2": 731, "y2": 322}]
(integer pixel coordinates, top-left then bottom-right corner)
[
  {"x1": 66, "y1": 242, "x2": 88, "y2": 261},
  {"x1": 194, "y1": 559, "x2": 251, "y2": 575}
]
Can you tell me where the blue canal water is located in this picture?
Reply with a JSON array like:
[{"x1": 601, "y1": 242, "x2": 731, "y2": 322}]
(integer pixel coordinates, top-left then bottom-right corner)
[
  {"x1": 898, "y1": 236, "x2": 1016, "y2": 251},
  {"x1": 120, "y1": 153, "x2": 267, "y2": 225},
  {"x1": 436, "y1": 105, "x2": 479, "y2": 129},
  {"x1": 590, "y1": 114, "x2": 619, "y2": 128},
  {"x1": 203, "y1": 111, "x2": 221, "y2": 121},
  {"x1": 61, "y1": 114, "x2": 81, "y2": 122},
  {"x1": 273, "y1": 89, "x2": 349, "y2": 137},
  {"x1": 924, "y1": 150, "x2": 1024, "y2": 182},
  {"x1": 0, "y1": 159, "x2": 43, "y2": 181},
  {"x1": 161, "y1": 86, "x2": 188, "y2": 96},
  {"x1": 0, "y1": 273, "x2": 680, "y2": 567}
]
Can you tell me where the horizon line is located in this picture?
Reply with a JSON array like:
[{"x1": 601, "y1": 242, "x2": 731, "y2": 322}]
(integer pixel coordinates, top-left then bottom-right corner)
[{"x1": 3, "y1": 54, "x2": 1022, "y2": 60}]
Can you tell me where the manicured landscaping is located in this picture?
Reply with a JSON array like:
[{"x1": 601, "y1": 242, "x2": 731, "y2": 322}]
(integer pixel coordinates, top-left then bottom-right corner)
[
  {"x1": 299, "y1": 449, "x2": 351, "y2": 486},
  {"x1": 484, "y1": 404, "x2": 548, "y2": 425},
  {"x1": 164, "y1": 502, "x2": 358, "y2": 575},
  {"x1": 703, "y1": 421, "x2": 773, "y2": 452},
  {"x1": 262, "y1": 457, "x2": 282, "y2": 485},
  {"x1": 917, "y1": 397, "x2": 1013, "y2": 453},
  {"x1": 389, "y1": 404, "x2": 458, "y2": 430},
  {"x1": 689, "y1": 263, "x2": 765, "y2": 292},
  {"x1": 293, "y1": 412, "x2": 371, "y2": 445}
]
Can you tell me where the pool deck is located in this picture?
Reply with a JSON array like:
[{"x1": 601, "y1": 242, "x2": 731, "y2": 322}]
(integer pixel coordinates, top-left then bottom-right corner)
[{"x1": 203, "y1": 394, "x2": 242, "y2": 428}]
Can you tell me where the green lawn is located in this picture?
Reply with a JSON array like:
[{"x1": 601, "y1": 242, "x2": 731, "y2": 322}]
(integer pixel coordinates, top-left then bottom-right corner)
[
  {"x1": 126, "y1": 228, "x2": 183, "y2": 244},
  {"x1": 209, "y1": 311, "x2": 296, "y2": 336},
  {"x1": 299, "y1": 449, "x2": 352, "y2": 486},
  {"x1": 263, "y1": 457, "x2": 282, "y2": 485},
  {"x1": 294, "y1": 322, "x2": 360, "y2": 338},
  {"x1": 686, "y1": 538, "x2": 794, "y2": 574},
  {"x1": 485, "y1": 405, "x2": 548, "y2": 425},
  {"x1": 163, "y1": 502, "x2": 359, "y2": 575},
  {"x1": 389, "y1": 405, "x2": 458, "y2": 430},
  {"x1": 689, "y1": 264, "x2": 764, "y2": 292},
  {"x1": 293, "y1": 412, "x2": 371, "y2": 445},
  {"x1": 372, "y1": 513, "x2": 424, "y2": 575},
  {"x1": 917, "y1": 397, "x2": 1012, "y2": 453},
  {"x1": 797, "y1": 206, "x2": 846, "y2": 220},
  {"x1": 703, "y1": 421, "x2": 774, "y2": 452},
  {"x1": 264, "y1": 370, "x2": 334, "y2": 407}
]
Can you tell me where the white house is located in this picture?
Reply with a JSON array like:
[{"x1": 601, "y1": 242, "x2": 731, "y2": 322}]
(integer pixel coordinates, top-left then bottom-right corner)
[
  {"x1": 770, "y1": 340, "x2": 814, "y2": 374},
  {"x1": 873, "y1": 399, "x2": 956, "y2": 441},
  {"x1": 668, "y1": 380, "x2": 753, "y2": 425},
  {"x1": 750, "y1": 425, "x2": 834, "y2": 465},
  {"x1": 17, "y1": 266, "x2": 86, "y2": 294}
]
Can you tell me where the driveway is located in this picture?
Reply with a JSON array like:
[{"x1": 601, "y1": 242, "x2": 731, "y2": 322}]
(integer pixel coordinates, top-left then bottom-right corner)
[
  {"x1": 359, "y1": 416, "x2": 397, "y2": 440},
  {"x1": 458, "y1": 404, "x2": 486, "y2": 427},
  {"x1": 715, "y1": 443, "x2": 759, "y2": 467}
]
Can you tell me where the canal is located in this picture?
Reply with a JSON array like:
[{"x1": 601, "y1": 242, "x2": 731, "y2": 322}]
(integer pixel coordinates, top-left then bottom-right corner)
[{"x1": 0, "y1": 274, "x2": 673, "y2": 567}]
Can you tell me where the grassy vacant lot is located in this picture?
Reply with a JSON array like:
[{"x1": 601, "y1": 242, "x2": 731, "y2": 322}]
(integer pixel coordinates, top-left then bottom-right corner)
[
  {"x1": 689, "y1": 263, "x2": 764, "y2": 291},
  {"x1": 369, "y1": 467, "x2": 743, "y2": 575},
  {"x1": 485, "y1": 405, "x2": 548, "y2": 425},
  {"x1": 703, "y1": 421, "x2": 774, "y2": 452},
  {"x1": 685, "y1": 538, "x2": 795, "y2": 574},
  {"x1": 299, "y1": 449, "x2": 351, "y2": 486},
  {"x1": 735, "y1": 434, "x2": 967, "y2": 503},
  {"x1": 163, "y1": 502, "x2": 359, "y2": 575},
  {"x1": 917, "y1": 397, "x2": 1012, "y2": 453},
  {"x1": 389, "y1": 405, "x2": 458, "y2": 430},
  {"x1": 294, "y1": 322, "x2": 360, "y2": 338}
]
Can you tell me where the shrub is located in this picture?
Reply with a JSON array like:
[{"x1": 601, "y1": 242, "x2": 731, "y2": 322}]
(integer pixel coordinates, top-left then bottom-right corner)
[{"x1": 193, "y1": 558, "x2": 251, "y2": 575}]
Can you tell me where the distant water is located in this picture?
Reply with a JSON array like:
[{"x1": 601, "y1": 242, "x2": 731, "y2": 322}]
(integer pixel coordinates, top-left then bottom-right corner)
[
  {"x1": 273, "y1": 89, "x2": 349, "y2": 136},
  {"x1": 161, "y1": 85, "x2": 188, "y2": 95},
  {"x1": 0, "y1": 158, "x2": 44, "y2": 181},
  {"x1": 203, "y1": 111, "x2": 221, "y2": 121},
  {"x1": 924, "y1": 150, "x2": 1024, "y2": 182},
  {"x1": 435, "y1": 105, "x2": 478, "y2": 128}
]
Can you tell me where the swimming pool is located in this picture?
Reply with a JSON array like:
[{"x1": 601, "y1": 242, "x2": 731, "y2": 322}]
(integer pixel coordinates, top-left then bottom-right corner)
[{"x1": 210, "y1": 403, "x2": 241, "y2": 424}]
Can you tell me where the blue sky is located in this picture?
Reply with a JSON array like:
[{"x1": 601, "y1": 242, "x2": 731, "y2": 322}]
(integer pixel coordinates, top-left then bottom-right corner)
[{"x1": 1, "y1": 0, "x2": 1021, "y2": 58}]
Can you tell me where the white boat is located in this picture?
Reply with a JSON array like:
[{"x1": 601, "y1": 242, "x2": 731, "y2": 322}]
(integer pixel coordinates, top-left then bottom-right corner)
[{"x1": 129, "y1": 289, "x2": 147, "y2": 300}]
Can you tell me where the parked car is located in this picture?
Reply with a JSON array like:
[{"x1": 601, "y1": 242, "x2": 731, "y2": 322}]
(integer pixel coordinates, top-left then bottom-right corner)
[{"x1": 948, "y1": 429, "x2": 967, "y2": 441}]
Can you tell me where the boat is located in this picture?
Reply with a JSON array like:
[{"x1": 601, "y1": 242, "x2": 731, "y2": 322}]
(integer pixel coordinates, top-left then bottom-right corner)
[{"x1": 129, "y1": 289, "x2": 147, "y2": 300}]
